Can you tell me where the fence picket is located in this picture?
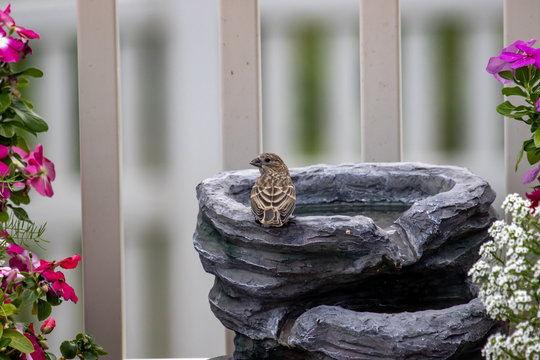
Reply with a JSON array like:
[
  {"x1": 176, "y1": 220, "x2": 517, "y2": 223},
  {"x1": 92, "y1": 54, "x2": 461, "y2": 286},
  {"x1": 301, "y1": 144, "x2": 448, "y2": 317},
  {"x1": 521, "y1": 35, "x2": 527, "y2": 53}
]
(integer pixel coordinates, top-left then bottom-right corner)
[
  {"x1": 359, "y1": 0, "x2": 402, "y2": 162},
  {"x1": 77, "y1": 0, "x2": 124, "y2": 358}
]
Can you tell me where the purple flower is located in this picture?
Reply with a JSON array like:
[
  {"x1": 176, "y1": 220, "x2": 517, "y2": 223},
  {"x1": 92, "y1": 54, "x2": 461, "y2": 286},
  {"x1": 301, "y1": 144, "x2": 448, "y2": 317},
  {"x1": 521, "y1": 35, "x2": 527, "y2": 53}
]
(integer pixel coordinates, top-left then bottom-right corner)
[
  {"x1": 486, "y1": 39, "x2": 540, "y2": 83},
  {"x1": 502, "y1": 42, "x2": 540, "y2": 69},
  {"x1": 522, "y1": 164, "x2": 540, "y2": 184},
  {"x1": 536, "y1": 97, "x2": 540, "y2": 112}
]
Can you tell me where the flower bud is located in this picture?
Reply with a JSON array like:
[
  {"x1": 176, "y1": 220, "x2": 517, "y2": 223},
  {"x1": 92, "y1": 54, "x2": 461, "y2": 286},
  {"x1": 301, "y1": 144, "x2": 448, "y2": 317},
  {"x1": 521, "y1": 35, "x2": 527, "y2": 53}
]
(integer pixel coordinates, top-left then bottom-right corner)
[
  {"x1": 40, "y1": 317, "x2": 55, "y2": 334},
  {"x1": 39, "y1": 282, "x2": 49, "y2": 293},
  {"x1": 38, "y1": 340, "x2": 49, "y2": 349},
  {"x1": 6, "y1": 269, "x2": 18, "y2": 284}
]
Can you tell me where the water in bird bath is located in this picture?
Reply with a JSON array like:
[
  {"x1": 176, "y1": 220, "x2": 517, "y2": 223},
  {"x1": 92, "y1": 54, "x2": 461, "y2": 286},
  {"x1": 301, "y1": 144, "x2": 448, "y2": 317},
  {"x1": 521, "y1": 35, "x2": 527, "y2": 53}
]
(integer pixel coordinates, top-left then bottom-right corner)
[{"x1": 293, "y1": 202, "x2": 411, "y2": 228}]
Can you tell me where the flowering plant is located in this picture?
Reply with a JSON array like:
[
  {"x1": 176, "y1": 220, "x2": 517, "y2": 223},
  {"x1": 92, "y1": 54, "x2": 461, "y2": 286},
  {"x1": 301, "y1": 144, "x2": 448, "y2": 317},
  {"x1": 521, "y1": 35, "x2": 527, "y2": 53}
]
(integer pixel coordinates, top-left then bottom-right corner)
[
  {"x1": 469, "y1": 194, "x2": 540, "y2": 359},
  {"x1": 0, "y1": 5, "x2": 106, "y2": 360},
  {"x1": 486, "y1": 39, "x2": 540, "y2": 210}
]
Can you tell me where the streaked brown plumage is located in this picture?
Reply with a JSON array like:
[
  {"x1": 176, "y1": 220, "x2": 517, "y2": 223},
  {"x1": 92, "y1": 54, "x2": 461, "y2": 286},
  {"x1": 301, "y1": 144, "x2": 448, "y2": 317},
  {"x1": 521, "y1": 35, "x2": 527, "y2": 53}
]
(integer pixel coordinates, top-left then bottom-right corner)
[{"x1": 250, "y1": 153, "x2": 296, "y2": 227}]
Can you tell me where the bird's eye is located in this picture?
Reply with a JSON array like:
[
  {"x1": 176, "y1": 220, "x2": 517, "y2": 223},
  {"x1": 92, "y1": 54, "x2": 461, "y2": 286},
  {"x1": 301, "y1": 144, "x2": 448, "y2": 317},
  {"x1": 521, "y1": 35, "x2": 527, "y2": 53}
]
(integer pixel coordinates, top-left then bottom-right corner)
[{"x1": 264, "y1": 158, "x2": 271, "y2": 163}]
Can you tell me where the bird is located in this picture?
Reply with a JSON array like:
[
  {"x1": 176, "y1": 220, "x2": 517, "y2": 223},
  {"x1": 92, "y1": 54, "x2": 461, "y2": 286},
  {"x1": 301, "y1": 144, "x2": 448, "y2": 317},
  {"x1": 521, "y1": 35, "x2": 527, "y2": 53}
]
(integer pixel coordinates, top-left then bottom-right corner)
[{"x1": 249, "y1": 153, "x2": 296, "y2": 227}]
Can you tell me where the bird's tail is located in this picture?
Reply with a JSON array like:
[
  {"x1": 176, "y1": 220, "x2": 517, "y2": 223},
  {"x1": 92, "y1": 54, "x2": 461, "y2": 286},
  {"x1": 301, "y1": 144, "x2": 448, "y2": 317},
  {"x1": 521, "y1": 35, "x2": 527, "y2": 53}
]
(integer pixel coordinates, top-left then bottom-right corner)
[{"x1": 263, "y1": 208, "x2": 282, "y2": 227}]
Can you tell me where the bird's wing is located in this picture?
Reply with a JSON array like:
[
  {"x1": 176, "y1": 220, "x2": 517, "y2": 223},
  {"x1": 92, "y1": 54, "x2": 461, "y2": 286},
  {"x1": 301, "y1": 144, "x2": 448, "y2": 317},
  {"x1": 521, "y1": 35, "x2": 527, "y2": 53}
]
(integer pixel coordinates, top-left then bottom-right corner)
[
  {"x1": 276, "y1": 184, "x2": 296, "y2": 221},
  {"x1": 250, "y1": 182, "x2": 266, "y2": 220}
]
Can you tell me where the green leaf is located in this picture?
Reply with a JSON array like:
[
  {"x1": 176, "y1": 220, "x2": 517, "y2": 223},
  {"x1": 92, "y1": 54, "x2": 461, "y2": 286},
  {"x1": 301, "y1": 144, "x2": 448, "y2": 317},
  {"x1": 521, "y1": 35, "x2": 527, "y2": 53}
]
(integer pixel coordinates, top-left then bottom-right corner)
[
  {"x1": 15, "y1": 68, "x2": 43, "y2": 78},
  {"x1": 0, "y1": 123, "x2": 15, "y2": 138},
  {"x1": 45, "y1": 352, "x2": 58, "y2": 360},
  {"x1": 82, "y1": 351, "x2": 98, "y2": 360},
  {"x1": 16, "y1": 77, "x2": 29, "y2": 88},
  {"x1": 9, "y1": 206, "x2": 31, "y2": 224},
  {"x1": 527, "y1": 147, "x2": 540, "y2": 165},
  {"x1": 60, "y1": 341, "x2": 79, "y2": 359},
  {"x1": 498, "y1": 71, "x2": 514, "y2": 81},
  {"x1": 1, "y1": 303, "x2": 18, "y2": 316},
  {"x1": 10, "y1": 101, "x2": 48, "y2": 133},
  {"x1": 502, "y1": 86, "x2": 527, "y2": 97},
  {"x1": 496, "y1": 101, "x2": 516, "y2": 116},
  {"x1": 0, "y1": 336, "x2": 10, "y2": 348},
  {"x1": 0, "y1": 353, "x2": 8, "y2": 360},
  {"x1": 3, "y1": 329, "x2": 34, "y2": 353},
  {"x1": 515, "y1": 66, "x2": 529, "y2": 84},
  {"x1": 0, "y1": 93, "x2": 11, "y2": 114},
  {"x1": 37, "y1": 299, "x2": 52, "y2": 321},
  {"x1": 94, "y1": 345, "x2": 107, "y2": 355},
  {"x1": 535, "y1": 129, "x2": 540, "y2": 147},
  {"x1": 0, "y1": 211, "x2": 9, "y2": 223},
  {"x1": 22, "y1": 277, "x2": 35, "y2": 289},
  {"x1": 9, "y1": 190, "x2": 30, "y2": 206},
  {"x1": 21, "y1": 289, "x2": 39, "y2": 305},
  {"x1": 46, "y1": 292, "x2": 62, "y2": 306}
]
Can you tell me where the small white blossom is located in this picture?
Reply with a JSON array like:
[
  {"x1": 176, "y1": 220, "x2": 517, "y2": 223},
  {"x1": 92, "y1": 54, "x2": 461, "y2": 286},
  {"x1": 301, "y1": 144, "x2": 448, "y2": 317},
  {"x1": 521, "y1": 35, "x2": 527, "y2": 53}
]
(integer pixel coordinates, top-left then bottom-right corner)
[{"x1": 472, "y1": 193, "x2": 540, "y2": 359}]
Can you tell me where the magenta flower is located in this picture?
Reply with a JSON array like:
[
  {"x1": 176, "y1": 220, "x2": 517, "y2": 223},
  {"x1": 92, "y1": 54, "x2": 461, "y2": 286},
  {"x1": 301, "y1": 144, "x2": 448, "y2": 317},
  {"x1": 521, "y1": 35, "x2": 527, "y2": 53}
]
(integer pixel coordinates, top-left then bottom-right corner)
[
  {"x1": 526, "y1": 188, "x2": 540, "y2": 213},
  {"x1": 24, "y1": 323, "x2": 46, "y2": 360},
  {"x1": 0, "y1": 27, "x2": 23, "y2": 63},
  {"x1": 0, "y1": 4, "x2": 14, "y2": 28},
  {"x1": 501, "y1": 42, "x2": 540, "y2": 69},
  {"x1": 15, "y1": 145, "x2": 55, "y2": 197},
  {"x1": 35, "y1": 256, "x2": 80, "y2": 303},
  {"x1": 0, "y1": 161, "x2": 10, "y2": 199},
  {"x1": 536, "y1": 97, "x2": 540, "y2": 112},
  {"x1": 486, "y1": 39, "x2": 540, "y2": 83},
  {"x1": 13, "y1": 25, "x2": 39, "y2": 40},
  {"x1": 8, "y1": 245, "x2": 39, "y2": 273},
  {"x1": 40, "y1": 317, "x2": 55, "y2": 334}
]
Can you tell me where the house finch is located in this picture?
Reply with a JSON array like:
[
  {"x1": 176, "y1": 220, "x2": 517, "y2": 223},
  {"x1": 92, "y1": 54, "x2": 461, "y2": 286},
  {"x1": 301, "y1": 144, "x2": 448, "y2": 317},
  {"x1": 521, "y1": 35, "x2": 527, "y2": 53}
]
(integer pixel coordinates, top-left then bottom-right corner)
[{"x1": 250, "y1": 153, "x2": 296, "y2": 227}]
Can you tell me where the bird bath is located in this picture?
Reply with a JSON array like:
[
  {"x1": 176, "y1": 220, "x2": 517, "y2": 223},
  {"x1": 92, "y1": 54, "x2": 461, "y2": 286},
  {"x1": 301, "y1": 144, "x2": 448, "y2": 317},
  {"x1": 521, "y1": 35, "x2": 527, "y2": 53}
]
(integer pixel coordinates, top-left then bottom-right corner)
[{"x1": 194, "y1": 162, "x2": 500, "y2": 359}]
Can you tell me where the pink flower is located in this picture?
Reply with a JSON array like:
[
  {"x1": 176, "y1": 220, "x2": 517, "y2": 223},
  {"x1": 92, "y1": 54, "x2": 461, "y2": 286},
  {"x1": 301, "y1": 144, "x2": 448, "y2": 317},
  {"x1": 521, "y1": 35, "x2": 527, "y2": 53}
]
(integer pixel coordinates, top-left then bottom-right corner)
[
  {"x1": 8, "y1": 247, "x2": 39, "y2": 273},
  {"x1": 0, "y1": 144, "x2": 10, "y2": 199},
  {"x1": 51, "y1": 275, "x2": 78, "y2": 303},
  {"x1": 526, "y1": 188, "x2": 540, "y2": 213},
  {"x1": 57, "y1": 254, "x2": 81, "y2": 269},
  {"x1": 0, "y1": 4, "x2": 14, "y2": 28},
  {"x1": 486, "y1": 39, "x2": 540, "y2": 83},
  {"x1": 0, "y1": 27, "x2": 23, "y2": 63},
  {"x1": 16, "y1": 145, "x2": 55, "y2": 197},
  {"x1": 34, "y1": 257, "x2": 80, "y2": 303},
  {"x1": 24, "y1": 323, "x2": 46, "y2": 360},
  {"x1": 536, "y1": 97, "x2": 540, "y2": 112},
  {"x1": 0, "y1": 162, "x2": 9, "y2": 199},
  {"x1": 13, "y1": 25, "x2": 39, "y2": 40},
  {"x1": 40, "y1": 317, "x2": 55, "y2": 334},
  {"x1": 6, "y1": 243, "x2": 24, "y2": 255},
  {"x1": 500, "y1": 42, "x2": 540, "y2": 69}
]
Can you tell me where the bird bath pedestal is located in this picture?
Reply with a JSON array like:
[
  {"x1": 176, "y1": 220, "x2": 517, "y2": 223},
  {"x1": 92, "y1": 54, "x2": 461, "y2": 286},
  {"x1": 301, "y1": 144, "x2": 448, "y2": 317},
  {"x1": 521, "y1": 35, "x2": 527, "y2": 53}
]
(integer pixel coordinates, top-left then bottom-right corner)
[{"x1": 194, "y1": 162, "x2": 500, "y2": 360}]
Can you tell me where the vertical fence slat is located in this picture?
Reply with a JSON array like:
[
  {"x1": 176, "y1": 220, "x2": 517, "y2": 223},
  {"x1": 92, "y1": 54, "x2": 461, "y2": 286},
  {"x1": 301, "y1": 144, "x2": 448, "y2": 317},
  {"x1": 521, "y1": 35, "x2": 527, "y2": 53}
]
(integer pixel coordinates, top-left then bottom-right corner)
[
  {"x1": 359, "y1": 0, "x2": 402, "y2": 162},
  {"x1": 220, "y1": 0, "x2": 262, "y2": 353},
  {"x1": 77, "y1": 0, "x2": 124, "y2": 359},
  {"x1": 220, "y1": 0, "x2": 262, "y2": 171},
  {"x1": 504, "y1": 0, "x2": 540, "y2": 196}
]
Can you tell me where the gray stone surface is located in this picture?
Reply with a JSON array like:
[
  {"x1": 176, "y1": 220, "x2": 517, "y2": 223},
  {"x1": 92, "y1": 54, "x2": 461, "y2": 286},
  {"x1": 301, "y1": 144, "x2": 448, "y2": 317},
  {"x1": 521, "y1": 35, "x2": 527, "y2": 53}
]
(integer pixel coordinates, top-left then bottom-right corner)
[
  {"x1": 286, "y1": 299, "x2": 494, "y2": 360},
  {"x1": 193, "y1": 162, "x2": 499, "y2": 359}
]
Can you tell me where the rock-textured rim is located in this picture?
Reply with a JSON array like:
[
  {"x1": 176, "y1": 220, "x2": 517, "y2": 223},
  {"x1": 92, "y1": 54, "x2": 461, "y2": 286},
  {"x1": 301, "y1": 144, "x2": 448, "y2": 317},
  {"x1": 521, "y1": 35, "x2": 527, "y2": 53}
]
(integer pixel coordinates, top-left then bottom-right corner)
[{"x1": 196, "y1": 162, "x2": 495, "y2": 264}]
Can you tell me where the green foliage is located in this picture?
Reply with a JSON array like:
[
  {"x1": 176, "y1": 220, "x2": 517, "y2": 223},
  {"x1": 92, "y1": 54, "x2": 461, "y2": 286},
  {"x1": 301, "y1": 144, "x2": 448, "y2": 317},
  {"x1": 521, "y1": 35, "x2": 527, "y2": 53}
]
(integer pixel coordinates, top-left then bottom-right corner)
[
  {"x1": 494, "y1": 65, "x2": 540, "y2": 171},
  {"x1": 60, "y1": 334, "x2": 108, "y2": 360}
]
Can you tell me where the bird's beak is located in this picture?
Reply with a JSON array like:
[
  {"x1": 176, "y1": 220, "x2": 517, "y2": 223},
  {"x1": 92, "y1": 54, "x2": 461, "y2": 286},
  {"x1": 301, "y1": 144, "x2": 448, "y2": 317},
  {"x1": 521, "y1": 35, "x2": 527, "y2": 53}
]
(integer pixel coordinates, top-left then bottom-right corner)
[{"x1": 250, "y1": 157, "x2": 261, "y2": 167}]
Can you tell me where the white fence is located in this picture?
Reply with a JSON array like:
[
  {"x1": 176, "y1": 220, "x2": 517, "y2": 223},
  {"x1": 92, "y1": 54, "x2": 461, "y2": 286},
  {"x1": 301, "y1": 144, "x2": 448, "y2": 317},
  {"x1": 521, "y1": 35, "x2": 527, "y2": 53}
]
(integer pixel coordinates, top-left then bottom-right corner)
[{"x1": 11, "y1": 0, "x2": 540, "y2": 358}]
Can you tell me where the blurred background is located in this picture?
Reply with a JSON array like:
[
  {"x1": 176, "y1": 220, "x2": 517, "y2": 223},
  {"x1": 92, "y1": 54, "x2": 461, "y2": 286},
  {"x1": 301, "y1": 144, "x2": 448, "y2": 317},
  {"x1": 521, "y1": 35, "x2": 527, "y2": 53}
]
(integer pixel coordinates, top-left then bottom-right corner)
[{"x1": 6, "y1": 0, "x2": 503, "y2": 358}]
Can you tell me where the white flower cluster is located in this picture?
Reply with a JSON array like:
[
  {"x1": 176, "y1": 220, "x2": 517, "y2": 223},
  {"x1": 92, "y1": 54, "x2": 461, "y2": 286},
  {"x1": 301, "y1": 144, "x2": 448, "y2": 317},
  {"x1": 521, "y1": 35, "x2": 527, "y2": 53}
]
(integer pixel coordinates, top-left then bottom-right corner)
[{"x1": 469, "y1": 194, "x2": 540, "y2": 360}]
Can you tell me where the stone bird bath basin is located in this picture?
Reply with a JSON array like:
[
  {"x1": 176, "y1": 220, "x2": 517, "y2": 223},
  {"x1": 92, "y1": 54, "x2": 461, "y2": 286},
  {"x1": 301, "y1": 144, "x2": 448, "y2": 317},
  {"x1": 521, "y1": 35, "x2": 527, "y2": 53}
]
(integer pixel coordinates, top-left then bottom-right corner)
[{"x1": 193, "y1": 162, "x2": 500, "y2": 359}]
